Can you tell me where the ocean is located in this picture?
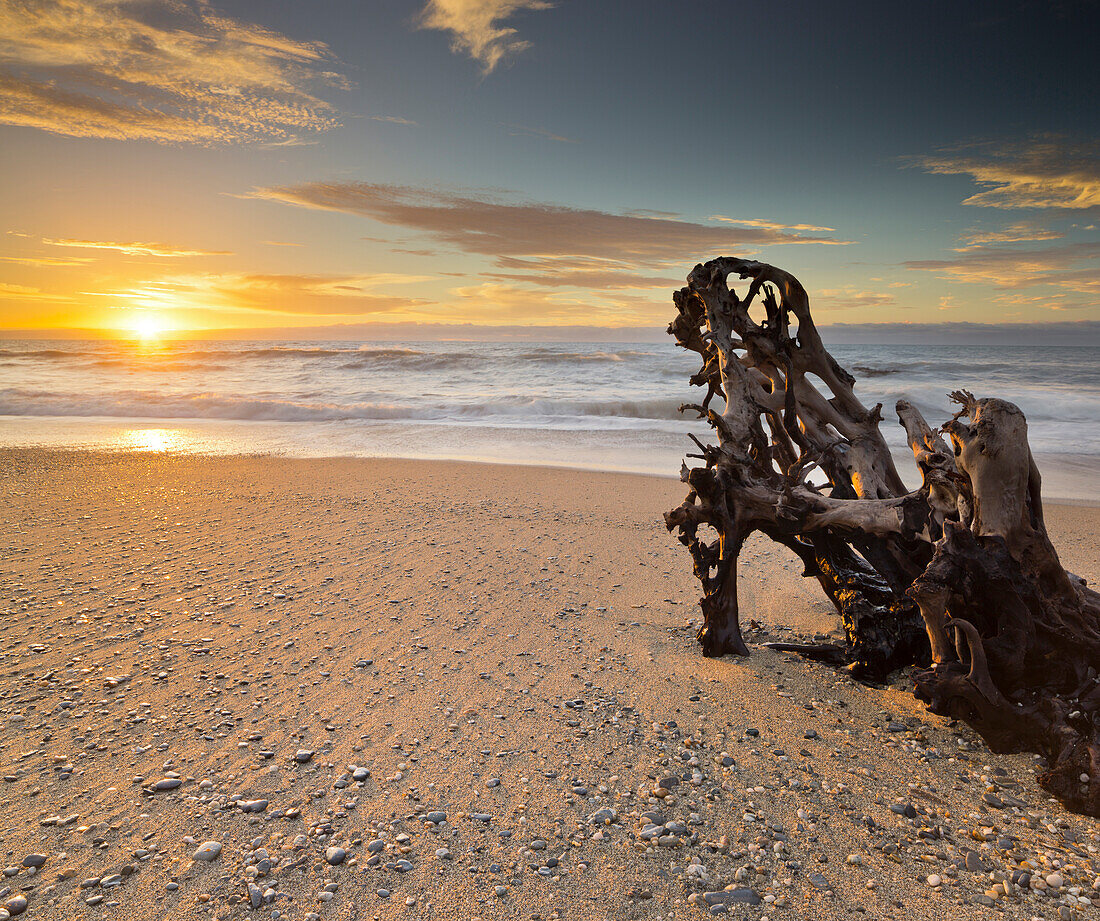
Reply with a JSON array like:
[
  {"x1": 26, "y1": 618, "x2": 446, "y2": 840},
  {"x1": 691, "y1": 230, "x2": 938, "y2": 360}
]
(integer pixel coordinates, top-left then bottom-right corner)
[{"x1": 1, "y1": 339, "x2": 1097, "y2": 500}]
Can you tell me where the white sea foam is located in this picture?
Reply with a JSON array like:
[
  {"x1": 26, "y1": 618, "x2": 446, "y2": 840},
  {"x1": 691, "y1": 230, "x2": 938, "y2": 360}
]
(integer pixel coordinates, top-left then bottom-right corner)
[{"x1": 1, "y1": 339, "x2": 1097, "y2": 497}]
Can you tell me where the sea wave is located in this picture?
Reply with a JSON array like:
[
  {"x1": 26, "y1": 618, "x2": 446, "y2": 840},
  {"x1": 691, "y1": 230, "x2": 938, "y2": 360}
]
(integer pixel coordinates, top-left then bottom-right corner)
[
  {"x1": 518, "y1": 349, "x2": 650, "y2": 363},
  {"x1": 0, "y1": 388, "x2": 690, "y2": 426}
]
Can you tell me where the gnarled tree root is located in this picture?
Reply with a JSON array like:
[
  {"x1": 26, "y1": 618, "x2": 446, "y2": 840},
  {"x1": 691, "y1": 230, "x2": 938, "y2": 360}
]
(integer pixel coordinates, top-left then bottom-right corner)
[{"x1": 666, "y1": 256, "x2": 1100, "y2": 816}]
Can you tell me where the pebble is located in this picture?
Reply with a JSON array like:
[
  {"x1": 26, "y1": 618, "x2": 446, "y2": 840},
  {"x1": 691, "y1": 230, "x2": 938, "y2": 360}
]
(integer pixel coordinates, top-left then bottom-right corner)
[
  {"x1": 325, "y1": 847, "x2": 346, "y2": 866},
  {"x1": 294, "y1": 750, "x2": 314, "y2": 763},
  {"x1": 2, "y1": 897, "x2": 27, "y2": 918},
  {"x1": 699, "y1": 888, "x2": 761, "y2": 907},
  {"x1": 150, "y1": 777, "x2": 181, "y2": 792},
  {"x1": 927, "y1": 874, "x2": 942, "y2": 887},
  {"x1": 193, "y1": 842, "x2": 222, "y2": 862},
  {"x1": 20, "y1": 856, "x2": 46, "y2": 870}
]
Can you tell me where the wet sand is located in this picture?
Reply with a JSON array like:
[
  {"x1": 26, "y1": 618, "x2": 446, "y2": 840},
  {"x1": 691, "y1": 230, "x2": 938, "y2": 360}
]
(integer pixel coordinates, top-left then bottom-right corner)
[{"x1": 1, "y1": 449, "x2": 1098, "y2": 921}]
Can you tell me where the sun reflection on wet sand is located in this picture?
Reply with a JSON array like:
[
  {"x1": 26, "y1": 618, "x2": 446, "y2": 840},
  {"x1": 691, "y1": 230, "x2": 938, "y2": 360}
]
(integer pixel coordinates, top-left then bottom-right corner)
[{"x1": 117, "y1": 428, "x2": 186, "y2": 452}]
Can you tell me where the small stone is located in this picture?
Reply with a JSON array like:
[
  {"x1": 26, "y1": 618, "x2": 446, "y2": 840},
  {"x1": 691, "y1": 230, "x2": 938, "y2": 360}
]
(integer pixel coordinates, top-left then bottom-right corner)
[
  {"x1": 239, "y1": 799, "x2": 268, "y2": 813},
  {"x1": 845, "y1": 854, "x2": 862, "y2": 866},
  {"x1": 435, "y1": 848, "x2": 452, "y2": 860},
  {"x1": 1046, "y1": 873, "x2": 1064, "y2": 889},
  {"x1": 294, "y1": 750, "x2": 314, "y2": 763},
  {"x1": 702, "y1": 888, "x2": 761, "y2": 907},
  {"x1": 425, "y1": 811, "x2": 447, "y2": 824},
  {"x1": 248, "y1": 882, "x2": 262, "y2": 909},
  {"x1": 325, "y1": 847, "x2": 346, "y2": 866},
  {"x1": 150, "y1": 778, "x2": 181, "y2": 792},
  {"x1": 982, "y1": 793, "x2": 1005, "y2": 809},
  {"x1": 376, "y1": 889, "x2": 390, "y2": 899},
  {"x1": 394, "y1": 859, "x2": 413, "y2": 872},
  {"x1": 964, "y1": 851, "x2": 989, "y2": 873},
  {"x1": 494, "y1": 885, "x2": 507, "y2": 897},
  {"x1": 21, "y1": 856, "x2": 46, "y2": 870},
  {"x1": 927, "y1": 874, "x2": 942, "y2": 887},
  {"x1": 193, "y1": 842, "x2": 222, "y2": 862},
  {"x1": 3, "y1": 896, "x2": 27, "y2": 917}
]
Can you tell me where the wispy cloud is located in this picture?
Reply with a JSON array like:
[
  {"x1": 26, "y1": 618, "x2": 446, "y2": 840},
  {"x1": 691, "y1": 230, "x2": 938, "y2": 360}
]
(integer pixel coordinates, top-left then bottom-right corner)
[
  {"x1": 480, "y1": 255, "x2": 678, "y2": 289},
  {"x1": 44, "y1": 238, "x2": 232, "y2": 258},
  {"x1": 956, "y1": 221, "x2": 1065, "y2": 249},
  {"x1": 85, "y1": 272, "x2": 432, "y2": 317},
  {"x1": 245, "y1": 182, "x2": 854, "y2": 273},
  {"x1": 904, "y1": 241, "x2": 1100, "y2": 290},
  {"x1": 370, "y1": 115, "x2": 418, "y2": 126},
  {"x1": 710, "y1": 215, "x2": 837, "y2": 233},
  {"x1": 0, "y1": 0, "x2": 344, "y2": 144},
  {"x1": 0, "y1": 254, "x2": 93, "y2": 266},
  {"x1": 815, "y1": 288, "x2": 897, "y2": 311},
  {"x1": 907, "y1": 137, "x2": 1100, "y2": 209},
  {"x1": 418, "y1": 0, "x2": 552, "y2": 73}
]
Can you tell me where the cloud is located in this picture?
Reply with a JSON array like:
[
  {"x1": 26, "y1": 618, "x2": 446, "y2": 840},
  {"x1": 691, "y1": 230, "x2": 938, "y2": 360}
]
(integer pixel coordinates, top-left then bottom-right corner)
[
  {"x1": 0, "y1": 281, "x2": 69, "y2": 299},
  {"x1": 418, "y1": 0, "x2": 552, "y2": 73},
  {"x1": 904, "y1": 241, "x2": 1100, "y2": 289},
  {"x1": 484, "y1": 256, "x2": 680, "y2": 289},
  {"x1": 0, "y1": 254, "x2": 93, "y2": 266},
  {"x1": 815, "y1": 288, "x2": 897, "y2": 311},
  {"x1": 84, "y1": 272, "x2": 432, "y2": 317},
  {"x1": 907, "y1": 137, "x2": 1100, "y2": 209},
  {"x1": 956, "y1": 221, "x2": 1065, "y2": 248},
  {"x1": 0, "y1": 0, "x2": 343, "y2": 144},
  {"x1": 370, "y1": 115, "x2": 418, "y2": 126},
  {"x1": 44, "y1": 238, "x2": 232, "y2": 257},
  {"x1": 245, "y1": 182, "x2": 854, "y2": 270},
  {"x1": 710, "y1": 215, "x2": 838, "y2": 233},
  {"x1": 445, "y1": 282, "x2": 665, "y2": 324}
]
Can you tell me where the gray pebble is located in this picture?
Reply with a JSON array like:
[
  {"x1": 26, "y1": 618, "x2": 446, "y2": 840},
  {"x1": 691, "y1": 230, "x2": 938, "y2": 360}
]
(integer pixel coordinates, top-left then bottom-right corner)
[
  {"x1": 150, "y1": 778, "x2": 181, "y2": 792},
  {"x1": 325, "y1": 847, "x2": 346, "y2": 866},
  {"x1": 20, "y1": 856, "x2": 46, "y2": 870},
  {"x1": 702, "y1": 889, "x2": 760, "y2": 907},
  {"x1": 294, "y1": 750, "x2": 314, "y2": 763},
  {"x1": 3, "y1": 896, "x2": 27, "y2": 917},
  {"x1": 193, "y1": 842, "x2": 222, "y2": 862}
]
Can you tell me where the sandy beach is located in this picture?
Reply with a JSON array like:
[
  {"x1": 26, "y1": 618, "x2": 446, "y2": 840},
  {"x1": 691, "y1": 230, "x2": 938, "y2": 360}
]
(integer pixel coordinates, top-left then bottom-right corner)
[{"x1": 1, "y1": 448, "x2": 1098, "y2": 921}]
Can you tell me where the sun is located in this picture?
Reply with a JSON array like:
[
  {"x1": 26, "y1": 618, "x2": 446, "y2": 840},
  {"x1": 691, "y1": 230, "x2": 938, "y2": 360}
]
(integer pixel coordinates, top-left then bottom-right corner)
[{"x1": 130, "y1": 314, "x2": 168, "y2": 340}]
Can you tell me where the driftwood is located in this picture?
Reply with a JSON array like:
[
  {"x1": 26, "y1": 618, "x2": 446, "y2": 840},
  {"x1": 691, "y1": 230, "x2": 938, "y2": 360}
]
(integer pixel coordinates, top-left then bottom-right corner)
[{"x1": 665, "y1": 257, "x2": 1100, "y2": 816}]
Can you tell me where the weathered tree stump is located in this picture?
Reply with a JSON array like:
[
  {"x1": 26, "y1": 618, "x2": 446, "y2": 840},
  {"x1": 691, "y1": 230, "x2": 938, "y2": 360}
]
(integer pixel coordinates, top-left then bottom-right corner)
[{"x1": 665, "y1": 257, "x2": 1100, "y2": 816}]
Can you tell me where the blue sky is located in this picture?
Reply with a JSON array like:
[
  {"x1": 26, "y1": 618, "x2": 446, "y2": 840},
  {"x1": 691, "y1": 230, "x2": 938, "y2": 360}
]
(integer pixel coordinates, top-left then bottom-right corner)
[{"x1": 1, "y1": 0, "x2": 1098, "y2": 337}]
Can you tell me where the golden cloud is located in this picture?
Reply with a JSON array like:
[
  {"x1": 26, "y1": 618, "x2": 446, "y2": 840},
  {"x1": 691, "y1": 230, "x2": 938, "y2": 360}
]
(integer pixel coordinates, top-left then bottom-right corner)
[
  {"x1": 44, "y1": 238, "x2": 233, "y2": 257},
  {"x1": 245, "y1": 182, "x2": 853, "y2": 270},
  {"x1": 85, "y1": 272, "x2": 432, "y2": 317},
  {"x1": 0, "y1": 0, "x2": 343, "y2": 144},
  {"x1": 908, "y1": 138, "x2": 1100, "y2": 210},
  {"x1": 418, "y1": 0, "x2": 552, "y2": 73},
  {"x1": 905, "y1": 241, "x2": 1100, "y2": 290}
]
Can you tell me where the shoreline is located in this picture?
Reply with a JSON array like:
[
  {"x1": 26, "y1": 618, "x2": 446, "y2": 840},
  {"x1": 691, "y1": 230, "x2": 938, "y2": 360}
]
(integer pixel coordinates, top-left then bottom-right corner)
[
  {"x1": 4, "y1": 440, "x2": 1100, "y2": 507},
  {"x1": 1, "y1": 449, "x2": 1098, "y2": 920}
]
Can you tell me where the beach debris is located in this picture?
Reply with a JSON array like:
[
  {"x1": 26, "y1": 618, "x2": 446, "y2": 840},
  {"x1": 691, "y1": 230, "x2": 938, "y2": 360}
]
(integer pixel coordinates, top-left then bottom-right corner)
[{"x1": 665, "y1": 256, "x2": 1100, "y2": 817}]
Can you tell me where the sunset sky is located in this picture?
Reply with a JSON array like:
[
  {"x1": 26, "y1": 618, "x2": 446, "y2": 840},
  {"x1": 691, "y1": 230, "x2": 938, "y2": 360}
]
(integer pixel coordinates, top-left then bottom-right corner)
[{"x1": 2, "y1": 0, "x2": 1099, "y2": 339}]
